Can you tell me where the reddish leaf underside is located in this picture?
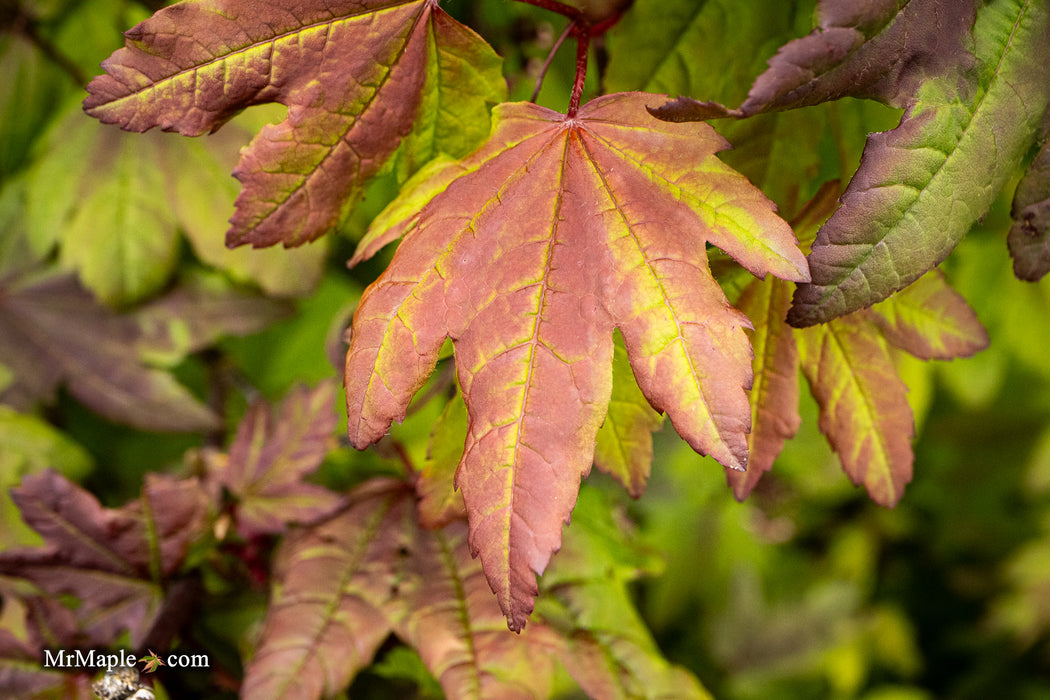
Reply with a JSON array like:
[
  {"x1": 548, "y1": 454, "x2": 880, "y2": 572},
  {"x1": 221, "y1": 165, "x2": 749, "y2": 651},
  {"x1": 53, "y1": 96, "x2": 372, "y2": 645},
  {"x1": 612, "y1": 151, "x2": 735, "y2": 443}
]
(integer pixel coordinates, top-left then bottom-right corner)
[
  {"x1": 83, "y1": 0, "x2": 498, "y2": 247},
  {"x1": 0, "y1": 470, "x2": 209, "y2": 645},
  {"x1": 344, "y1": 92, "x2": 809, "y2": 629}
]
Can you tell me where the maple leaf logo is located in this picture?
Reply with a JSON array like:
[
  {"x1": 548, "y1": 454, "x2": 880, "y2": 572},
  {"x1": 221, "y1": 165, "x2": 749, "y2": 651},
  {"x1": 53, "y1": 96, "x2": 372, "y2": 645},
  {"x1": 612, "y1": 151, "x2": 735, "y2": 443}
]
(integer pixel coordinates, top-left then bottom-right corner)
[
  {"x1": 344, "y1": 92, "x2": 810, "y2": 630},
  {"x1": 139, "y1": 650, "x2": 165, "y2": 674}
]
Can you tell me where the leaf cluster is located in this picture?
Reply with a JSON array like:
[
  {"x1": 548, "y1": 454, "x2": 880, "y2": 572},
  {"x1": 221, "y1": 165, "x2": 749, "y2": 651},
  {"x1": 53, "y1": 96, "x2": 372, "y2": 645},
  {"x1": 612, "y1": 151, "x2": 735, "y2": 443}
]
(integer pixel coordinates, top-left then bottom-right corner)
[{"x1": 3, "y1": 0, "x2": 1050, "y2": 698}]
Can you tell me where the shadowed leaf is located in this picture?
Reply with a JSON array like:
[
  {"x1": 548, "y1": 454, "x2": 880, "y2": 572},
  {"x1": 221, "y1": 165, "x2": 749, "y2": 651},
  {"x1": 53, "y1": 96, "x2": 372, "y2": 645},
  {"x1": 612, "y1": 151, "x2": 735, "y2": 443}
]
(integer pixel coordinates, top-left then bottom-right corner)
[
  {"x1": 789, "y1": 0, "x2": 1050, "y2": 326},
  {"x1": 344, "y1": 92, "x2": 808, "y2": 630},
  {"x1": 1008, "y1": 134, "x2": 1050, "y2": 280},
  {"x1": 740, "y1": 0, "x2": 976, "y2": 114},
  {"x1": 593, "y1": 333, "x2": 663, "y2": 498},
  {"x1": 0, "y1": 271, "x2": 219, "y2": 432},
  {"x1": 84, "y1": 0, "x2": 504, "y2": 248},
  {"x1": 0, "y1": 470, "x2": 210, "y2": 645},
  {"x1": 418, "y1": 389, "x2": 469, "y2": 529},
  {"x1": 244, "y1": 478, "x2": 559, "y2": 700},
  {"x1": 206, "y1": 381, "x2": 345, "y2": 537}
]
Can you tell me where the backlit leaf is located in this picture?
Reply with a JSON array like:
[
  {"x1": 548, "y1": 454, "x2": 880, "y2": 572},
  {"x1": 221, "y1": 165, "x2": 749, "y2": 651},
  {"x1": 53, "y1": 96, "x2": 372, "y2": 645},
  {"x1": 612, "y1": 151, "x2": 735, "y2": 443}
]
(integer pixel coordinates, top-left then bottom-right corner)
[
  {"x1": 345, "y1": 92, "x2": 809, "y2": 629},
  {"x1": 798, "y1": 316, "x2": 914, "y2": 506},
  {"x1": 84, "y1": 0, "x2": 505, "y2": 248},
  {"x1": 0, "y1": 470, "x2": 210, "y2": 646},
  {"x1": 789, "y1": 0, "x2": 1050, "y2": 326},
  {"x1": 418, "y1": 389, "x2": 469, "y2": 529},
  {"x1": 866, "y1": 270, "x2": 990, "y2": 360}
]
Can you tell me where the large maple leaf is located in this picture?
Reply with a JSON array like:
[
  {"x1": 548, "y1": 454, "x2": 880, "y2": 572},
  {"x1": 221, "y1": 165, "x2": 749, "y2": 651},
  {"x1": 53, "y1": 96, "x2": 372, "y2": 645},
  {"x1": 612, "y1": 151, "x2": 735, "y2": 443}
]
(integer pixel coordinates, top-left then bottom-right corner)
[
  {"x1": 344, "y1": 92, "x2": 810, "y2": 630},
  {"x1": 83, "y1": 0, "x2": 504, "y2": 248}
]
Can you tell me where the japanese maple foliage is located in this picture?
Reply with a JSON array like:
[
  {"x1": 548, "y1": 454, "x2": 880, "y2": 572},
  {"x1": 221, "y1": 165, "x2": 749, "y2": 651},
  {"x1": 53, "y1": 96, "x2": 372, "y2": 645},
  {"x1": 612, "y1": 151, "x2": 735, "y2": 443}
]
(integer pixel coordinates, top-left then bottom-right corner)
[
  {"x1": 3, "y1": 0, "x2": 1044, "y2": 695},
  {"x1": 345, "y1": 92, "x2": 808, "y2": 629}
]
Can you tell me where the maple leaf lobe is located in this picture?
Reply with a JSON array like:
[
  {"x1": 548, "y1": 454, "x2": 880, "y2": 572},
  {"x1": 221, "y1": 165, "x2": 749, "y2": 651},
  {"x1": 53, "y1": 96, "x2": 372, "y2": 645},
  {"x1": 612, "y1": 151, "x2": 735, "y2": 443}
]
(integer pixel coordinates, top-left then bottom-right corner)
[{"x1": 345, "y1": 92, "x2": 809, "y2": 630}]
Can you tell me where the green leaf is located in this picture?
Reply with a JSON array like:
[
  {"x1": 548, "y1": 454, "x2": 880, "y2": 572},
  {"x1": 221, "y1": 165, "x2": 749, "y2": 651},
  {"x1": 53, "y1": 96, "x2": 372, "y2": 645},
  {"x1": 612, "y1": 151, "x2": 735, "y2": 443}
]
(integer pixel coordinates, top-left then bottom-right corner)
[
  {"x1": 789, "y1": 0, "x2": 1050, "y2": 325},
  {"x1": 418, "y1": 388, "x2": 469, "y2": 529},
  {"x1": 0, "y1": 407, "x2": 93, "y2": 549},
  {"x1": 593, "y1": 332, "x2": 663, "y2": 498},
  {"x1": 26, "y1": 105, "x2": 179, "y2": 306}
]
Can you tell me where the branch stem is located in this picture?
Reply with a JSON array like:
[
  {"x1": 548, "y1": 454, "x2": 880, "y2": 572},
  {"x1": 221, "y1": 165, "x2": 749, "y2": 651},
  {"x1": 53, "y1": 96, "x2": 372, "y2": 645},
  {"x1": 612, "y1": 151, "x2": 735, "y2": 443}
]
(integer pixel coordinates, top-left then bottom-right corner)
[
  {"x1": 567, "y1": 29, "x2": 589, "y2": 117},
  {"x1": 531, "y1": 20, "x2": 575, "y2": 103}
]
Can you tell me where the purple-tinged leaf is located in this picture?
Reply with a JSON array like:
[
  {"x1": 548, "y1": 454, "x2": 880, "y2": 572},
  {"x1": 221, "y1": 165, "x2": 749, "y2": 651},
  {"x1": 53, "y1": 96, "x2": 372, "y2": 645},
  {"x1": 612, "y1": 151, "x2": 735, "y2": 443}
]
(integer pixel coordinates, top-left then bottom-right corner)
[
  {"x1": 396, "y1": 520, "x2": 558, "y2": 700},
  {"x1": 0, "y1": 271, "x2": 219, "y2": 432},
  {"x1": 739, "y1": 0, "x2": 977, "y2": 114},
  {"x1": 245, "y1": 477, "x2": 560, "y2": 700},
  {"x1": 135, "y1": 271, "x2": 293, "y2": 367},
  {"x1": 0, "y1": 471, "x2": 210, "y2": 645},
  {"x1": 206, "y1": 382, "x2": 345, "y2": 537},
  {"x1": 1009, "y1": 133, "x2": 1050, "y2": 280},
  {"x1": 789, "y1": 0, "x2": 1050, "y2": 326},
  {"x1": 242, "y1": 479, "x2": 408, "y2": 700}
]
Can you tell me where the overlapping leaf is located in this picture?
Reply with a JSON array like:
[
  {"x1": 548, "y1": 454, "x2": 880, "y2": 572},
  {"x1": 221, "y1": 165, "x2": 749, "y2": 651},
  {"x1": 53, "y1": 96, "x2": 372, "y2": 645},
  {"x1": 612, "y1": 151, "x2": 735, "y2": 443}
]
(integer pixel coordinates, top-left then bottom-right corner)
[
  {"x1": 0, "y1": 470, "x2": 210, "y2": 646},
  {"x1": 344, "y1": 92, "x2": 809, "y2": 629},
  {"x1": 0, "y1": 270, "x2": 219, "y2": 432},
  {"x1": 83, "y1": 0, "x2": 505, "y2": 248},
  {"x1": 741, "y1": 0, "x2": 976, "y2": 115},
  {"x1": 788, "y1": 0, "x2": 1050, "y2": 325},
  {"x1": 242, "y1": 478, "x2": 558, "y2": 700},
  {"x1": 731, "y1": 188, "x2": 988, "y2": 504},
  {"x1": 204, "y1": 381, "x2": 345, "y2": 537},
  {"x1": 0, "y1": 597, "x2": 96, "y2": 700}
]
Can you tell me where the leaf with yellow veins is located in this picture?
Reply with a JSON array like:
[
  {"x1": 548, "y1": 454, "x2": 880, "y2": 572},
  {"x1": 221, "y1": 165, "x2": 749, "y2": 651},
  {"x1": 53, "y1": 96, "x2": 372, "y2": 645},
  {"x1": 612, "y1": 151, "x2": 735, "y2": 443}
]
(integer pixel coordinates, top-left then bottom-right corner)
[
  {"x1": 84, "y1": 0, "x2": 504, "y2": 248},
  {"x1": 798, "y1": 316, "x2": 914, "y2": 507},
  {"x1": 344, "y1": 92, "x2": 809, "y2": 630}
]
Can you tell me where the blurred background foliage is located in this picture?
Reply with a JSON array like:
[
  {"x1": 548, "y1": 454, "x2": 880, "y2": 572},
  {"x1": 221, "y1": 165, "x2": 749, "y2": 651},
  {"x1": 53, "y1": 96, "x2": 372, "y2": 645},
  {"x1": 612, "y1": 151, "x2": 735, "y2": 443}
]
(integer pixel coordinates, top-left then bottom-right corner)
[{"x1": 2, "y1": 0, "x2": 1050, "y2": 697}]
